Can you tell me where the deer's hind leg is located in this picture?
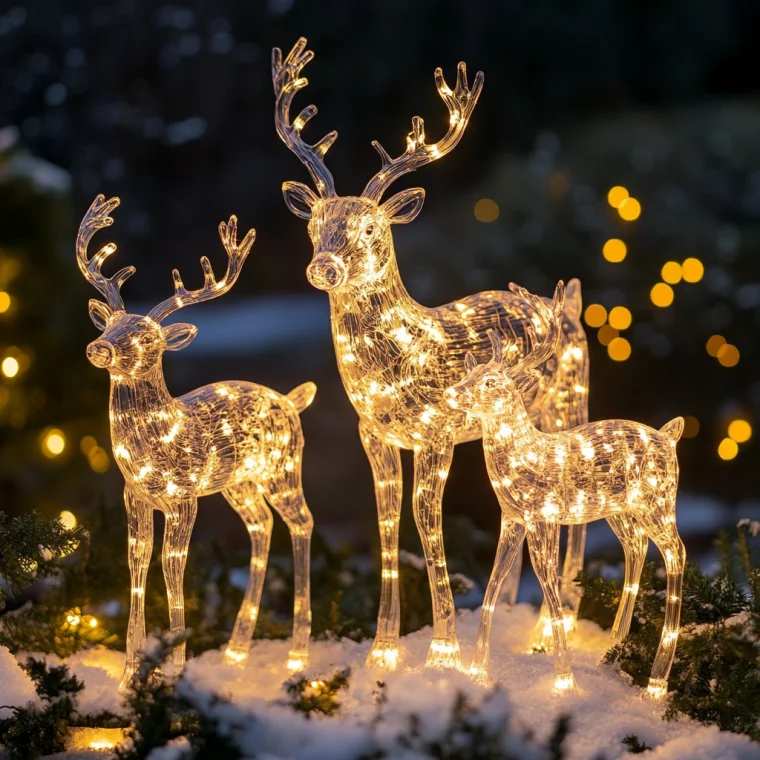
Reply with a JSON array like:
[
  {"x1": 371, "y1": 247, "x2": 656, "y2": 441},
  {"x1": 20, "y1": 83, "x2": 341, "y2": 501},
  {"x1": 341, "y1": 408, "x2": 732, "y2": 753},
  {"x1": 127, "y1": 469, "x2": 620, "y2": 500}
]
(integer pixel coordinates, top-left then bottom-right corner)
[
  {"x1": 607, "y1": 513, "x2": 648, "y2": 643},
  {"x1": 264, "y1": 460, "x2": 314, "y2": 673},
  {"x1": 222, "y1": 484, "x2": 273, "y2": 666}
]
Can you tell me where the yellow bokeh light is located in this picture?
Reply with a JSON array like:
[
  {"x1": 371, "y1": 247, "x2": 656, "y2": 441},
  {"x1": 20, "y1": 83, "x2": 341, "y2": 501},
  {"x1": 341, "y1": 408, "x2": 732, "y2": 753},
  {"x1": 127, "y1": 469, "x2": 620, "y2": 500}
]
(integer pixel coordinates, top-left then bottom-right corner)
[
  {"x1": 584, "y1": 303, "x2": 607, "y2": 328},
  {"x1": 727, "y1": 419, "x2": 752, "y2": 444},
  {"x1": 0, "y1": 292, "x2": 11, "y2": 313},
  {"x1": 717, "y1": 344, "x2": 740, "y2": 367},
  {"x1": 650, "y1": 282, "x2": 674, "y2": 307},
  {"x1": 706, "y1": 335, "x2": 725, "y2": 357},
  {"x1": 682, "y1": 416, "x2": 699, "y2": 438},
  {"x1": 2, "y1": 356, "x2": 19, "y2": 378},
  {"x1": 59, "y1": 510, "x2": 77, "y2": 530},
  {"x1": 607, "y1": 186, "x2": 629, "y2": 208},
  {"x1": 661, "y1": 261, "x2": 682, "y2": 284},
  {"x1": 682, "y1": 257, "x2": 704, "y2": 283},
  {"x1": 608, "y1": 306, "x2": 632, "y2": 331},
  {"x1": 718, "y1": 438, "x2": 738, "y2": 461},
  {"x1": 42, "y1": 429, "x2": 66, "y2": 457},
  {"x1": 607, "y1": 336, "x2": 631, "y2": 361},
  {"x1": 89, "y1": 617, "x2": 99, "y2": 628},
  {"x1": 474, "y1": 198, "x2": 499, "y2": 223},
  {"x1": 602, "y1": 238, "x2": 627, "y2": 263},
  {"x1": 80, "y1": 435, "x2": 98, "y2": 455},
  {"x1": 598, "y1": 324, "x2": 619, "y2": 346},
  {"x1": 618, "y1": 197, "x2": 641, "y2": 221},
  {"x1": 88, "y1": 446, "x2": 111, "y2": 473}
]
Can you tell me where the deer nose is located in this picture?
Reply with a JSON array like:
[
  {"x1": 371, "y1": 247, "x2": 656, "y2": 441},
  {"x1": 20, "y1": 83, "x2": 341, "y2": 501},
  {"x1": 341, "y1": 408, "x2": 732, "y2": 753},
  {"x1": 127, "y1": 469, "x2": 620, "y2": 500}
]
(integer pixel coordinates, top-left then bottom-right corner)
[
  {"x1": 306, "y1": 256, "x2": 347, "y2": 291},
  {"x1": 86, "y1": 340, "x2": 114, "y2": 368}
]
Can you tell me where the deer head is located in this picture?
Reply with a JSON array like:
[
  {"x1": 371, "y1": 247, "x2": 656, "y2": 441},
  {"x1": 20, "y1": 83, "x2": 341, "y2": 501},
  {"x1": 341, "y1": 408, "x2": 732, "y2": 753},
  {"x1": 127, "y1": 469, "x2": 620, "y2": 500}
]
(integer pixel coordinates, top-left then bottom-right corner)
[
  {"x1": 448, "y1": 283, "x2": 566, "y2": 416},
  {"x1": 273, "y1": 38, "x2": 483, "y2": 292},
  {"x1": 78, "y1": 195, "x2": 255, "y2": 378}
]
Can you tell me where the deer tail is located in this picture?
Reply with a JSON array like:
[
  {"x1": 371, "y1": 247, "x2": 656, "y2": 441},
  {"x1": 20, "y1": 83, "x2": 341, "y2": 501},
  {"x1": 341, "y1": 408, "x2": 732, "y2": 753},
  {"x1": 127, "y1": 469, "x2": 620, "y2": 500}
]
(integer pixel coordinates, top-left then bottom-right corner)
[
  {"x1": 287, "y1": 382, "x2": 317, "y2": 413},
  {"x1": 659, "y1": 417, "x2": 684, "y2": 442}
]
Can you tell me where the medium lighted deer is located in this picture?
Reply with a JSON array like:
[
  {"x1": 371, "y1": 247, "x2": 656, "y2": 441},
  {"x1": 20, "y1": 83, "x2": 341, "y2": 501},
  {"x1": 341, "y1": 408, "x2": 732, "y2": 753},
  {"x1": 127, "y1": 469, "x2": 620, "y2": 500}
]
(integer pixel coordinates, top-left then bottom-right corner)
[
  {"x1": 78, "y1": 195, "x2": 316, "y2": 689},
  {"x1": 273, "y1": 38, "x2": 589, "y2": 669},
  {"x1": 448, "y1": 284, "x2": 685, "y2": 697}
]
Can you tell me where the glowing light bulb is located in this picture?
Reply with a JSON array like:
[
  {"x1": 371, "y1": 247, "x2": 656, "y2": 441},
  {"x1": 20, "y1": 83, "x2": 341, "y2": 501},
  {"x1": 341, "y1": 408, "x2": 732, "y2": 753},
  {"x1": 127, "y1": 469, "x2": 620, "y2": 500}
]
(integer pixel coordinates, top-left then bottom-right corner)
[
  {"x1": 607, "y1": 336, "x2": 631, "y2": 361},
  {"x1": 718, "y1": 438, "x2": 738, "y2": 460},
  {"x1": 59, "y1": 510, "x2": 77, "y2": 529},
  {"x1": 706, "y1": 335, "x2": 725, "y2": 357},
  {"x1": 474, "y1": 198, "x2": 499, "y2": 222},
  {"x1": 727, "y1": 420, "x2": 751, "y2": 444},
  {"x1": 608, "y1": 306, "x2": 632, "y2": 331},
  {"x1": 607, "y1": 186, "x2": 628, "y2": 208},
  {"x1": 602, "y1": 239, "x2": 626, "y2": 263},
  {"x1": 41, "y1": 429, "x2": 66, "y2": 457},
  {"x1": 617, "y1": 197, "x2": 641, "y2": 221},
  {"x1": 0, "y1": 292, "x2": 11, "y2": 313},
  {"x1": 660, "y1": 261, "x2": 682, "y2": 284},
  {"x1": 584, "y1": 303, "x2": 607, "y2": 328},
  {"x1": 650, "y1": 282, "x2": 674, "y2": 307},
  {"x1": 717, "y1": 344, "x2": 740, "y2": 367},
  {"x1": 681, "y1": 257, "x2": 704, "y2": 283},
  {"x1": 1, "y1": 356, "x2": 19, "y2": 377}
]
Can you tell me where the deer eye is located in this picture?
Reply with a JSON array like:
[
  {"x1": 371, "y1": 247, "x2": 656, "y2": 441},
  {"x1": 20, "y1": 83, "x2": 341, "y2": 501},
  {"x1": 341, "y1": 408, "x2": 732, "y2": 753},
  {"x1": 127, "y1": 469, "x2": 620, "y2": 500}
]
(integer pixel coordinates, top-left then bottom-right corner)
[{"x1": 363, "y1": 224, "x2": 375, "y2": 238}]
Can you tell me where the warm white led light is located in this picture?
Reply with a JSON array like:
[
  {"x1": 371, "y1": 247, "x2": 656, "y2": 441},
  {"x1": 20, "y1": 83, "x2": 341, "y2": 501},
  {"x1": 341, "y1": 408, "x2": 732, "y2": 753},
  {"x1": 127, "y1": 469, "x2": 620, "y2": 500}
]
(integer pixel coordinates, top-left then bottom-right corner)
[
  {"x1": 78, "y1": 195, "x2": 316, "y2": 690},
  {"x1": 449, "y1": 284, "x2": 685, "y2": 695}
]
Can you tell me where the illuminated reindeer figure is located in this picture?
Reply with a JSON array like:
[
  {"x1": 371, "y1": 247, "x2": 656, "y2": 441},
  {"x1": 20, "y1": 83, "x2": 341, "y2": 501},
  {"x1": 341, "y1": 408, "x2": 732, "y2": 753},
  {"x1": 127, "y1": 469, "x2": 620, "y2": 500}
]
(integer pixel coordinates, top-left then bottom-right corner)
[
  {"x1": 448, "y1": 283, "x2": 685, "y2": 697},
  {"x1": 78, "y1": 195, "x2": 316, "y2": 689},
  {"x1": 273, "y1": 38, "x2": 589, "y2": 669}
]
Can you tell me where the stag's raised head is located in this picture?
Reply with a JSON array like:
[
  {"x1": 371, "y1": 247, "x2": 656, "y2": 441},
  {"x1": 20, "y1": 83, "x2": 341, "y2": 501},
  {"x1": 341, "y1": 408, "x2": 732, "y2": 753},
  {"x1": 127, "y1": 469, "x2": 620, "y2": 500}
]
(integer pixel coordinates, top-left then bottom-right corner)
[
  {"x1": 78, "y1": 195, "x2": 254, "y2": 378},
  {"x1": 274, "y1": 38, "x2": 483, "y2": 292},
  {"x1": 448, "y1": 283, "x2": 566, "y2": 415}
]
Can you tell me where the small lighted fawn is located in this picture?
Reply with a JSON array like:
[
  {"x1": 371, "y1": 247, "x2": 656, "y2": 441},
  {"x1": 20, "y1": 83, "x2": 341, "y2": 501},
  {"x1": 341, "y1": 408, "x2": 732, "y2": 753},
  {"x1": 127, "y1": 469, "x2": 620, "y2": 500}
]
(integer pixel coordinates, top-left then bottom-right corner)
[
  {"x1": 273, "y1": 38, "x2": 590, "y2": 670},
  {"x1": 448, "y1": 283, "x2": 685, "y2": 697},
  {"x1": 78, "y1": 195, "x2": 316, "y2": 689}
]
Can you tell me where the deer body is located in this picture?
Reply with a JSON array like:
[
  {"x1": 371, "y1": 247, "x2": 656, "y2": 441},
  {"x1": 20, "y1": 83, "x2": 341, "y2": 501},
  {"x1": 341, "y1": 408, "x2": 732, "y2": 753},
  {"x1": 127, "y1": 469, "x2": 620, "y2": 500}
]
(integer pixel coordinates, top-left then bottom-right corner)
[
  {"x1": 78, "y1": 196, "x2": 315, "y2": 690},
  {"x1": 450, "y1": 286, "x2": 685, "y2": 697},
  {"x1": 273, "y1": 39, "x2": 590, "y2": 669}
]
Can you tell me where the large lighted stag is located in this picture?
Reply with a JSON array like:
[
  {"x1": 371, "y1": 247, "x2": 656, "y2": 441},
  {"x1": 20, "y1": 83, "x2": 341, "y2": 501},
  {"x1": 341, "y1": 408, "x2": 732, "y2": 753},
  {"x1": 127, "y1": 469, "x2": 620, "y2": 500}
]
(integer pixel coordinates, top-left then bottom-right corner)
[
  {"x1": 448, "y1": 285, "x2": 685, "y2": 698},
  {"x1": 273, "y1": 38, "x2": 589, "y2": 669},
  {"x1": 78, "y1": 195, "x2": 316, "y2": 689}
]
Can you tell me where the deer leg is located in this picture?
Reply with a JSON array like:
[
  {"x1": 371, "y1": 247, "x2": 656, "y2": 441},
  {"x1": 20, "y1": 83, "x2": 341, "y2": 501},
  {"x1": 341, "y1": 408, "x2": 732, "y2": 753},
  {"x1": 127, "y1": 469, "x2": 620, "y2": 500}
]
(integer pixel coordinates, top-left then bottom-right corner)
[
  {"x1": 222, "y1": 485, "x2": 273, "y2": 666},
  {"x1": 359, "y1": 422, "x2": 403, "y2": 670},
  {"x1": 161, "y1": 499, "x2": 197, "y2": 669},
  {"x1": 560, "y1": 523, "x2": 586, "y2": 620},
  {"x1": 412, "y1": 434, "x2": 459, "y2": 669},
  {"x1": 607, "y1": 514, "x2": 648, "y2": 643},
  {"x1": 497, "y1": 537, "x2": 524, "y2": 608},
  {"x1": 640, "y1": 508, "x2": 685, "y2": 700},
  {"x1": 526, "y1": 523, "x2": 577, "y2": 693},
  {"x1": 470, "y1": 519, "x2": 525, "y2": 682},
  {"x1": 120, "y1": 489, "x2": 154, "y2": 691},
  {"x1": 265, "y1": 474, "x2": 314, "y2": 674}
]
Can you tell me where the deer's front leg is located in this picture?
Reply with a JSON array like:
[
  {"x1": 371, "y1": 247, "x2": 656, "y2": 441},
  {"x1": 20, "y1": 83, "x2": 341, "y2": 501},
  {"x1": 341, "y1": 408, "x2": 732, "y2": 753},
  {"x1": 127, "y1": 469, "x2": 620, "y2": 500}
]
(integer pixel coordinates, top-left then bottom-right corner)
[
  {"x1": 413, "y1": 433, "x2": 460, "y2": 669},
  {"x1": 120, "y1": 488, "x2": 154, "y2": 691},
  {"x1": 161, "y1": 499, "x2": 197, "y2": 669},
  {"x1": 360, "y1": 422, "x2": 403, "y2": 670},
  {"x1": 526, "y1": 522, "x2": 578, "y2": 693}
]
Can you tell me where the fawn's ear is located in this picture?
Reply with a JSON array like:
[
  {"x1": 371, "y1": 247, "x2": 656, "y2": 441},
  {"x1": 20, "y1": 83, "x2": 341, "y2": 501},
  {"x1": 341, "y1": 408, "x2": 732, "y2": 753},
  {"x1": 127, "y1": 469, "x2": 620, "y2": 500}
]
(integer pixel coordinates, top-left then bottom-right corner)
[
  {"x1": 282, "y1": 181, "x2": 319, "y2": 220},
  {"x1": 89, "y1": 299, "x2": 112, "y2": 331},
  {"x1": 382, "y1": 188, "x2": 425, "y2": 224},
  {"x1": 164, "y1": 323, "x2": 198, "y2": 351},
  {"x1": 564, "y1": 278, "x2": 582, "y2": 319}
]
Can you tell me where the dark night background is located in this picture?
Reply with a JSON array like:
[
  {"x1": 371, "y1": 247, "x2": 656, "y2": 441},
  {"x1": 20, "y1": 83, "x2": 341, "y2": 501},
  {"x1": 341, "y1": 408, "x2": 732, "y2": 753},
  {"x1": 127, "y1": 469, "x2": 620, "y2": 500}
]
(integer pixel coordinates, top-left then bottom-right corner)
[{"x1": 1, "y1": 0, "x2": 759, "y2": 581}]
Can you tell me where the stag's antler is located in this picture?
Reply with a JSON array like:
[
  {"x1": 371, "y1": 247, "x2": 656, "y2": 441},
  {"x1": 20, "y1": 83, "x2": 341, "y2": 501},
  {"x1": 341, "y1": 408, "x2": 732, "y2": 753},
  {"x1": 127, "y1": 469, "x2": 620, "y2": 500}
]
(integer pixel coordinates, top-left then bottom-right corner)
[
  {"x1": 77, "y1": 195, "x2": 134, "y2": 311},
  {"x1": 362, "y1": 63, "x2": 484, "y2": 201},
  {"x1": 147, "y1": 216, "x2": 255, "y2": 323},
  {"x1": 273, "y1": 37, "x2": 337, "y2": 198},
  {"x1": 505, "y1": 282, "x2": 566, "y2": 376}
]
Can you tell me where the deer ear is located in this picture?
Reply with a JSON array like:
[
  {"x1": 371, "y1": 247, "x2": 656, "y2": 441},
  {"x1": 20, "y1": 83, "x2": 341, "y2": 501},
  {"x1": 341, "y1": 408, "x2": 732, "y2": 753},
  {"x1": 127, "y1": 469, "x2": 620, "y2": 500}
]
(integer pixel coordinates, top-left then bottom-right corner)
[
  {"x1": 88, "y1": 299, "x2": 112, "y2": 331},
  {"x1": 564, "y1": 278, "x2": 582, "y2": 319},
  {"x1": 282, "y1": 181, "x2": 318, "y2": 220},
  {"x1": 464, "y1": 351, "x2": 478, "y2": 372},
  {"x1": 382, "y1": 188, "x2": 425, "y2": 224},
  {"x1": 164, "y1": 323, "x2": 198, "y2": 351}
]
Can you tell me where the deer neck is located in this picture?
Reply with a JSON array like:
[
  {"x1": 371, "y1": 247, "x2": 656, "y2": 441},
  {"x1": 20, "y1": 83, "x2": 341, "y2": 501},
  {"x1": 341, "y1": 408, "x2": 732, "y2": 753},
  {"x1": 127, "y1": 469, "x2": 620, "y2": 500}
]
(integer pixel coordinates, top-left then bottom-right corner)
[
  {"x1": 481, "y1": 393, "x2": 540, "y2": 450},
  {"x1": 109, "y1": 364, "x2": 176, "y2": 423}
]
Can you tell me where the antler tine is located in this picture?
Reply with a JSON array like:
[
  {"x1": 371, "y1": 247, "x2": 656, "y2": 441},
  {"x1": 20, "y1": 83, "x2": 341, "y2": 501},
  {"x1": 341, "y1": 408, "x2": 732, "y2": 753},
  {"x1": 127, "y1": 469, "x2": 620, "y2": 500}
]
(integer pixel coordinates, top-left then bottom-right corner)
[
  {"x1": 273, "y1": 37, "x2": 337, "y2": 198},
  {"x1": 147, "y1": 216, "x2": 255, "y2": 323},
  {"x1": 507, "y1": 282, "x2": 565, "y2": 377},
  {"x1": 76, "y1": 194, "x2": 134, "y2": 311},
  {"x1": 362, "y1": 62, "x2": 484, "y2": 201}
]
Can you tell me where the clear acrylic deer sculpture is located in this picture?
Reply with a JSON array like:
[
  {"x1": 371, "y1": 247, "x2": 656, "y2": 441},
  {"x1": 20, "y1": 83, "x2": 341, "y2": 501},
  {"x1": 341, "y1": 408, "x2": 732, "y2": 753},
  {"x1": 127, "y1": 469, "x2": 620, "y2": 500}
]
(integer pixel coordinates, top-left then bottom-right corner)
[
  {"x1": 273, "y1": 38, "x2": 590, "y2": 669},
  {"x1": 448, "y1": 283, "x2": 685, "y2": 697},
  {"x1": 78, "y1": 195, "x2": 316, "y2": 689}
]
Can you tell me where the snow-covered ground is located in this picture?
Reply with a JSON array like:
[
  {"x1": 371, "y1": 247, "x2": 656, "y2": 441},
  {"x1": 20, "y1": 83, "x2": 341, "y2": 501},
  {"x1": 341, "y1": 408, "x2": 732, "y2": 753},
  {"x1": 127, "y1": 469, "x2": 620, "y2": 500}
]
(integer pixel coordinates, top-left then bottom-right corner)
[{"x1": 1, "y1": 605, "x2": 757, "y2": 759}]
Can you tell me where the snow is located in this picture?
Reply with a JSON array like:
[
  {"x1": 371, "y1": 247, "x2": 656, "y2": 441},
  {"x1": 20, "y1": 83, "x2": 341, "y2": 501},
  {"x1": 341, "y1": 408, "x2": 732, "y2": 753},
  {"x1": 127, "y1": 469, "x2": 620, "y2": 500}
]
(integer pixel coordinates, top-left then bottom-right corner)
[
  {"x1": 0, "y1": 645, "x2": 38, "y2": 716},
  {"x1": 1, "y1": 607, "x2": 757, "y2": 759}
]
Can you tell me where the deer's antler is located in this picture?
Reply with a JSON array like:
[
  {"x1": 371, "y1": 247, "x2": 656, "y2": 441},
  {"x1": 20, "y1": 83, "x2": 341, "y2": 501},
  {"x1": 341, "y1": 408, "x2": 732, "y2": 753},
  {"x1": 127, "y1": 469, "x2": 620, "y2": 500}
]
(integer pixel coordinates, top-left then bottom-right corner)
[
  {"x1": 77, "y1": 195, "x2": 134, "y2": 311},
  {"x1": 147, "y1": 216, "x2": 255, "y2": 323},
  {"x1": 273, "y1": 37, "x2": 337, "y2": 198},
  {"x1": 506, "y1": 282, "x2": 566, "y2": 376},
  {"x1": 362, "y1": 62, "x2": 484, "y2": 201}
]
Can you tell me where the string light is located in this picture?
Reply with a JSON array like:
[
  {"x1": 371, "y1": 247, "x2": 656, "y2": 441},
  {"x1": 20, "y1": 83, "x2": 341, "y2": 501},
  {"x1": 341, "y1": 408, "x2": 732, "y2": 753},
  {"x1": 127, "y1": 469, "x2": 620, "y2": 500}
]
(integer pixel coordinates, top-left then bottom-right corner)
[
  {"x1": 608, "y1": 306, "x2": 632, "y2": 331},
  {"x1": 274, "y1": 38, "x2": 590, "y2": 671},
  {"x1": 584, "y1": 303, "x2": 607, "y2": 328},
  {"x1": 718, "y1": 438, "x2": 738, "y2": 461},
  {"x1": 1, "y1": 356, "x2": 19, "y2": 378},
  {"x1": 681, "y1": 257, "x2": 704, "y2": 283},
  {"x1": 607, "y1": 186, "x2": 628, "y2": 208},
  {"x1": 450, "y1": 293, "x2": 685, "y2": 697},
  {"x1": 59, "y1": 510, "x2": 77, "y2": 529},
  {"x1": 607, "y1": 336, "x2": 631, "y2": 361},
  {"x1": 650, "y1": 282, "x2": 674, "y2": 307},
  {"x1": 661, "y1": 262, "x2": 682, "y2": 284},
  {"x1": 717, "y1": 344, "x2": 740, "y2": 367},
  {"x1": 617, "y1": 197, "x2": 641, "y2": 221},
  {"x1": 0, "y1": 291, "x2": 11, "y2": 313},
  {"x1": 727, "y1": 419, "x2": 752, "y2": 443},
  {"x1": 78, "y1": 195, "x2": 316, "y2": 690},
  {"x1": 706, "y1": 335, "x2": 725, "y2": 357},
  {"x1": 41, "y1": 428, "x2": 66, "y2": 457},
  {"x1": 602, "y1": 238, "x2": 626, "y2": 263}
]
